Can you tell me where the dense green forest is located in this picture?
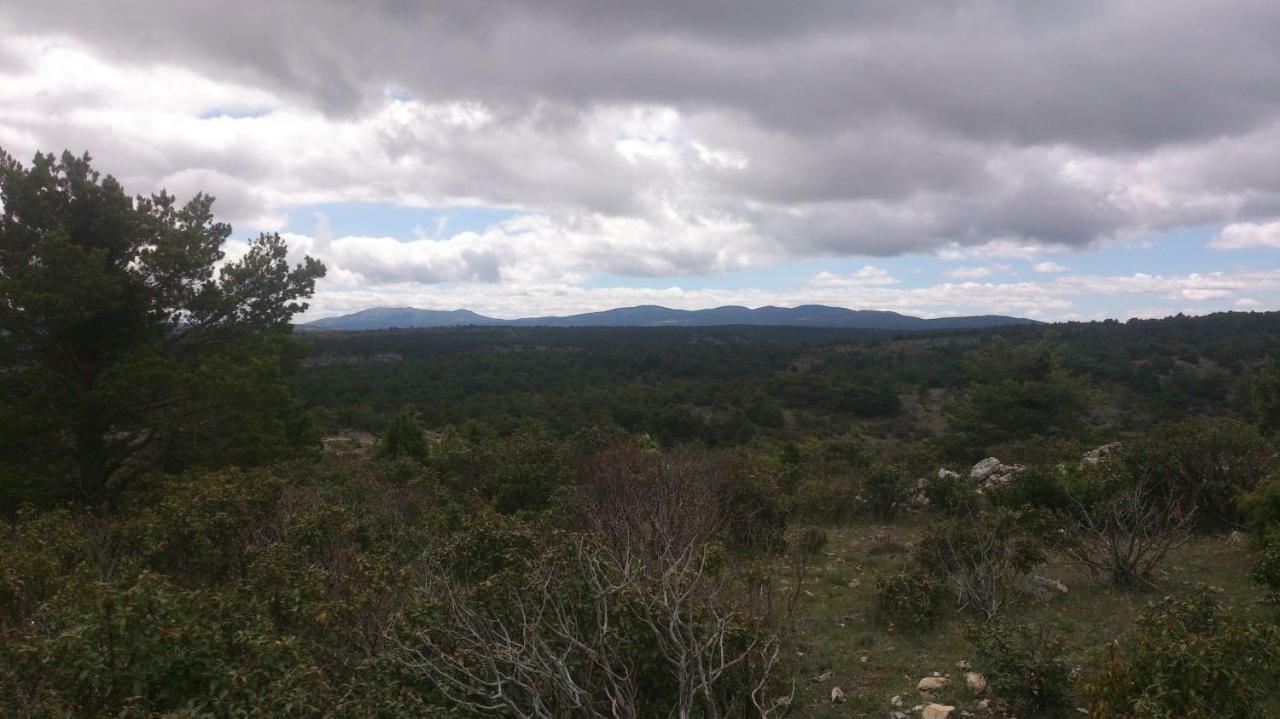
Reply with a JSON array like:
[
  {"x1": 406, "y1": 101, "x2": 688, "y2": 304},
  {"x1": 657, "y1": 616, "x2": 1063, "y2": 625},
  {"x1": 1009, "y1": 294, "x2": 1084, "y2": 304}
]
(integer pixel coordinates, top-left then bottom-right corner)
[{"x1": 4, "y1": 153, "x2": 1280, "y2": 717}]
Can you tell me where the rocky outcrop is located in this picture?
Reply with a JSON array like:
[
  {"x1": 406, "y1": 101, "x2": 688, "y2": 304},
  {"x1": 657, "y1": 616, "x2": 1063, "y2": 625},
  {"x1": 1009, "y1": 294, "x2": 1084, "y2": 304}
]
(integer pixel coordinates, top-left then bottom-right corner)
[{"x1": 969, "y1": 457, "x2": 1024, "y2": 487}]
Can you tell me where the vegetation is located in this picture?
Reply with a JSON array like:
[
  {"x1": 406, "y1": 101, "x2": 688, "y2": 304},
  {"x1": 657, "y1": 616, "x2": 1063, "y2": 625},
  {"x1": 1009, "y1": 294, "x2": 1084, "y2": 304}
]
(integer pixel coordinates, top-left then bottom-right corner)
[{"x1": 5, "y1": 151, "x2": 1280, "y2": 716}]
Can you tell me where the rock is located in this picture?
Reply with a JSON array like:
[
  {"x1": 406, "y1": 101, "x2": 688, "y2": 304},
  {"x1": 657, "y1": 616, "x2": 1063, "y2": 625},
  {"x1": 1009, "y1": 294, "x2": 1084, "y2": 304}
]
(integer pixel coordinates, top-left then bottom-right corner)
[
  {"x1": 917, "y1": 676, "x2": 950, "y2": 696},
  {"x1": 830, "y1": 686, "x2": 845, "y2": 703},
  {"x1": 923, "y1": 704, "x2": 956, "y2": 719},
  {"x1": 1025, "y1": 574, "x2": 1068, "y2": 602},
  {"x1": 1080, "y1": 442, "x2": 1122, "y2": 468},
  {"x1": 969, "y1": 457, "x2": 1004, "y2": 481},
  {"x1": 954, "y1": 660, "x2": 971, "y2": 670},
  {"x1": 965, "y1": 672, "x2": 987, "y2": 694},
  {"x1": 938, "y1": 468, "x2": 961, "y2": 480},
  {"x1": 815, "y1": 669, "x2": 832, "y2": 682},
  {"x1": 976, "y1": 699, "x2": 992, "y2": 711},
  {"x1": 1228, "y1": 530, "x2": 1247, "y2": 546},
  {"x1": 891, "y1": 694, "x2": 904, "y2": 707}
]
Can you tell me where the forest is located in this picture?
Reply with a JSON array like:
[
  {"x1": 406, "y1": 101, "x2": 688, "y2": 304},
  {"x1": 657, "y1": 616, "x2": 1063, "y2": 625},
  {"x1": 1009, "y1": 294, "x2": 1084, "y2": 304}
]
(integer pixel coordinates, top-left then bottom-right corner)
[{"x1": 3, "y1": 152, "x2": 1280, "y2": 718}]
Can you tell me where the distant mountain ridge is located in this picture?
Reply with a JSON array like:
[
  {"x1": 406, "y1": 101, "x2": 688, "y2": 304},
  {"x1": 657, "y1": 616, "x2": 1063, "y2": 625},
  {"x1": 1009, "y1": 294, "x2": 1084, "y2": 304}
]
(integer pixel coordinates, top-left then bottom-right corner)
[{"x1": 301, "y1": 304, "x2": 1038, "y2": 331}]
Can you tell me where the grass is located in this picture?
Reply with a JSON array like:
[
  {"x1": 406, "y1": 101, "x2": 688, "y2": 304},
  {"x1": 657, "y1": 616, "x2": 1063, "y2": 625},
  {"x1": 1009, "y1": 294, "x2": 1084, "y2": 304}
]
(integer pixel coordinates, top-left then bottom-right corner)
[{"x1": 776, "y1": 516, "x2": 1266, "y2": 717}]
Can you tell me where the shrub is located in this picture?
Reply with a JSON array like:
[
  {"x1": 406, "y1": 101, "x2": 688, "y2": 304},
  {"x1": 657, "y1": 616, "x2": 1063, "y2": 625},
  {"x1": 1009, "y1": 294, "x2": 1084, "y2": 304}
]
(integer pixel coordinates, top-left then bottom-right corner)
[
  {"x1": 986, "y1": 468, "x2": 1072, "y2": 512},
  {"x1": 1250, "y1": 536, "x2": 1280, "y2": 602},
  {"x1": 1084, "y1": 592, "x2": 1280, "y2": 718},
  {"x1": 378, "y1": 405, "x2": 429, "y2": 461},
  {"x1": 864, "y1": 466, "x2": 907, "y2": 520},
  {"x1": 969, "y1": 622, "x2": 1073, "y2": 714},
  {"x1": 923, "y1": 471, "x2": 981, "y2": 516},
  {"x1": 1237, "y1": 475, "x2": 1280, "y2": 539},
  {"x1": 1058, "y1": 481, "x2": 1194, "y2": 589},
  {"x1": 914, "y1": 509, "x2": 1046, "y2": 619},
  {"x1": 872, "y1": 571, "x2": 945, "y2": 633},
  {"x1": 1124, "y1": 417, "x2": 1274, "y2": 528}
]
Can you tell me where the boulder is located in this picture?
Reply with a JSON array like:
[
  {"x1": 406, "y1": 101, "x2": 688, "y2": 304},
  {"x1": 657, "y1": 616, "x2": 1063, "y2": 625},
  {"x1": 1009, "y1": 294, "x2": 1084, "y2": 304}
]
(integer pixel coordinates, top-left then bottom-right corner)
[
  {"x1": 938, "y1": 468, "x2": 961, "y2": 480},
  {"x1": 969, "y1": 457, "x2": 1004, "y2": 481},
  {"x1": 1025, "y1": 574, "x2": 1068, "y2": 602},
  {"x1": 830, "y1": 686, "x2": 845, "y2": 703},
  {"x1": 923, "y1": 704, "x2": 956, "y2": 719},
  {"x1": 917, "y1": 676, "x2": 950, "y2": 696},
  {"x1": 965, "y1": 672, "x2": 987, "y2": 693}
]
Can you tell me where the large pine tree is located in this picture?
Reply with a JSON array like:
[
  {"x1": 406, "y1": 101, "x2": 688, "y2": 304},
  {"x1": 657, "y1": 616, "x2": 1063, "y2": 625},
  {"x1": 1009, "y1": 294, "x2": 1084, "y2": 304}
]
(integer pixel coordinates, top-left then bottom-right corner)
[{"x1": 0, "y1": 150, "x2": 325, "y2": 502}]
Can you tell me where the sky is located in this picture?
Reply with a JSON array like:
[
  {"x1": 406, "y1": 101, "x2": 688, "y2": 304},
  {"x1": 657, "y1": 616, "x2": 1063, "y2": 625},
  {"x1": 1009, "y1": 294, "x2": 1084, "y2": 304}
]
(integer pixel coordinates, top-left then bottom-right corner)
[{"x1": 1, "y1": 1, "x2": 1279, "y2": 322}]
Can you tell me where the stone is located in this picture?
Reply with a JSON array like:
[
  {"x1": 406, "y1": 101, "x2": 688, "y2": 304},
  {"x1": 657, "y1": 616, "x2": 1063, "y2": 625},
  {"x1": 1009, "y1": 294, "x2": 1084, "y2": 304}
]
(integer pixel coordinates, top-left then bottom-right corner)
[
  {"x1": 969, "y1": 457, "x2": 1004, "y2": 481},
  {"x1": 965, "y1": 672, "x2": 987, "y2": 694},
  {"x1": 923, "y1": 704, "x2": 956, "y2": 719},
  {"x1": 954, "y1": 660, "x2": 971, "y2": 670},
  {"x1": 891, "y1": 694, "x2": 904, "y2": 707},
  {"x1": 917, "y1": 676, "x2": 950, "y2": 696},
  {"x1": 1025, "y1": 574, "x2": 1068, "y2": 602},
  {"x1": 1080, "y1": 442, "x2": 1122, "y2": 468},
  {"x1": 938, "y1": 467, "x2": 961, "y2": 480},
  {"x1": 830, "y1": 686, "x2": 845, "y2": 703},
  {"x1": 815, "y1": 669, "x2": 832, "y2": 682}
]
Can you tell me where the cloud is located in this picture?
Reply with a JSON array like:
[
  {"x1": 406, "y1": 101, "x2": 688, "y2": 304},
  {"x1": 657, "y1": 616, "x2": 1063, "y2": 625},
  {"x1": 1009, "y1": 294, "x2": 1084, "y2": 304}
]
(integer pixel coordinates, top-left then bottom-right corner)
[
  {"x1": 1210, "y1": 220, "x2": 1280, "y2": 249},
  {"x1": 1, "y1": 2, "x2": 1279, "y2": 275},
  {"x1": 2, "y1": 2, "x2": 1280, "y2": 323},
  {"x1": 1032, "y1": 261, "x2": 1070, "y2": 273},
  {"x1": 945, "y1": 266, "x2": 996, "y2": 280}
]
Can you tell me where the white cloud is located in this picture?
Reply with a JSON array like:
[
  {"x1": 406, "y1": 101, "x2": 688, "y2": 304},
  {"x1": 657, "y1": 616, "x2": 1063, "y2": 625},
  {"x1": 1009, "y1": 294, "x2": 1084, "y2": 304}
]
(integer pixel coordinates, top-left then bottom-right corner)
[
  {"x1": 1210, "y1": 221, "x2": 1280, "y2": 249},
  {"x1": 1236, "y1": 297, "x2": 1262, "y2": 306},
  {"x1": 945, "y1": 266, "x2": 995, "y2": 280},
  {"x1": 1032, "y1": 261, "x2": 1070, "y2": 273}
]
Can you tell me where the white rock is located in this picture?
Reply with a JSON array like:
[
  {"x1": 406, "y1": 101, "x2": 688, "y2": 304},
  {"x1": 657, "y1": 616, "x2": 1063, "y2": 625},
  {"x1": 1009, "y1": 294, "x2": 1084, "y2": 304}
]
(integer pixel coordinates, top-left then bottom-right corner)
[
  {"x1": 830, "y1": 686, "x2": 845, "y2": 703},
  {"x1": 891, "y1": 694, "x2": 904, "y2": 707},
  {"x1": 923, "y1": 704, "x2": 956, "y2": 719},
  {"x1": 965, "y1": 672, "x2": 987, "y2": 694},
  {"x1": 917, "y1": 676, "x2": 950, "y2": 696},
  {"x1": 937, "y1": 468, "x2": 961, "y2": 480}
]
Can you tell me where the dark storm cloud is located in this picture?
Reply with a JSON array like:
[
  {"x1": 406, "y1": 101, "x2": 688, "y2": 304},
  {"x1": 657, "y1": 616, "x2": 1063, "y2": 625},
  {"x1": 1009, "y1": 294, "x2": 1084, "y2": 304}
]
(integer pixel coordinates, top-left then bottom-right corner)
[{"x1": 3, "y1": 0, "x2": 1280, "y2": 264}]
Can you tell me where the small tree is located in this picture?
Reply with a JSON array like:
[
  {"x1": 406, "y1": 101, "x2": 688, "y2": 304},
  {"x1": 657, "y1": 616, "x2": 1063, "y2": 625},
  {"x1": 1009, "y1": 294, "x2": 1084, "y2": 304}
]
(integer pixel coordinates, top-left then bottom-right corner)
[
  {"x1": 378, "y1": 406, "x2": 429, "y2": 461},
  {"x1": 0, "y1": 150, "x2": 324, "y2": 501}
]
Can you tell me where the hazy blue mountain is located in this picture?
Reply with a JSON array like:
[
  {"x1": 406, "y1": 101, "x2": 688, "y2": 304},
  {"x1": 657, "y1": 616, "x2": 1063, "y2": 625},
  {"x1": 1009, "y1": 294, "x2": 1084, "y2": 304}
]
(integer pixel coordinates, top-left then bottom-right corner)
[
  {"x1": 302, "y1": 307, "x2": 505, "y2": 331},
  {"x1": 302, "y1": 304, "x2": 1037, "y2": 331}
]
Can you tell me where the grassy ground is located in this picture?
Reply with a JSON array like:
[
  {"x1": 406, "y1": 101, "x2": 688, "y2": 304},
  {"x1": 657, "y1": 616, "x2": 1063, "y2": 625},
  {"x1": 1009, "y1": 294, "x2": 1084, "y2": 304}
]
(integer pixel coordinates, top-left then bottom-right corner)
[{"x1": 777, "y1": 517, "x2": 1266, "y2": 717}]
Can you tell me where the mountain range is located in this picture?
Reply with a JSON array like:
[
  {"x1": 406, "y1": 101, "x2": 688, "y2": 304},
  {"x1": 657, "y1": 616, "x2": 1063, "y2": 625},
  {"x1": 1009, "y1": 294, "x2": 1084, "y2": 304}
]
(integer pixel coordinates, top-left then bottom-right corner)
[{"x1": 299, "y1": 305, "x2": 1037, "y2": 331}]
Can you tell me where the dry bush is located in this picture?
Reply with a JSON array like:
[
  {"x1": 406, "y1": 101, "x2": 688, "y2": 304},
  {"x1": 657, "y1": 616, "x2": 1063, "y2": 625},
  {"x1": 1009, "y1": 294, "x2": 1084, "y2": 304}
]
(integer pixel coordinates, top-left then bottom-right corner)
[{"x1": 1059, "y1": 482, "x2": 1194, "y2": 589}]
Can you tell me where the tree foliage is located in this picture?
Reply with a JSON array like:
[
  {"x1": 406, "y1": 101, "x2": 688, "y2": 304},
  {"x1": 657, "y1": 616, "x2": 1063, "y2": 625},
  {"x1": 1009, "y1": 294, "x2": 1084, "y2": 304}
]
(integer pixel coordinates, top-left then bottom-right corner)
[{"x1": 0, "y1": 150, "x2": 324, "y2": 502}]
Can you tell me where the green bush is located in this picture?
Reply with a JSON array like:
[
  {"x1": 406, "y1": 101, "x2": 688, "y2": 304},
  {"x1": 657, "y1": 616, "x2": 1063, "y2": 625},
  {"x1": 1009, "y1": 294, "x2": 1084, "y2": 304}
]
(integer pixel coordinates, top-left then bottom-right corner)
[
  {"x1": 970, "y1": 622, "x2": 1073, "y2": 714},
  {"x1": 1238, "y1": 475, "x2": 1280, "y2": 539},
  {"x1": 1125, "y1": 417, "x2": 1274, "y2": 528},
  {"x1": 864, "y1": 466, "x2": 908, "y2": 519},
  {"x1": 986, "y1": 468, "x2": 1072, "y2": 512},
  {"x1": 1250, "y1": 537, "x2": 1280, "y2": 602},
  {"x1": 378, "y1": 405, "x2": 429, "y2": 461},
  {"x1": 923, "y1": 471, "x2": 981, "y2": 516},
  {"x1": 872, "y1": 571, "x2": 945, "y2": 633},
  {"x1": 914, "y1": 509, "x2": 1047, "y2": 619},
  {"x1": 1084, "y1": 592, "x2": 1280, "y2": 718}
]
